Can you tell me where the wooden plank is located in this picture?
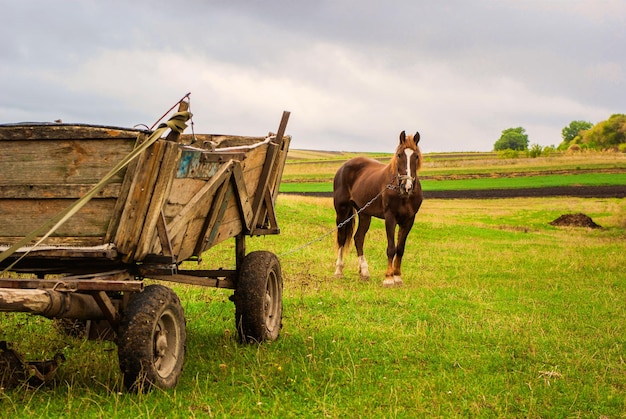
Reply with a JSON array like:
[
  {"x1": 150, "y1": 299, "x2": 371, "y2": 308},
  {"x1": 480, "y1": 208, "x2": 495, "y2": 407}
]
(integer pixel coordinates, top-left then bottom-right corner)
[
  {"x1": 91, "y1": 290, "x2": 120, "y2": 324},
  {"x1": 194, "y1": 175, "x2": 232, "y2": 256},
  {"x1": 230, "y1": 163, "x2": 253, "y2": 231},
  {"x1": 251, "y1": 188, "x2": 279, "y2": 235},
  {"x1": 254, "y1": 135, "x2": 291, "y2": 231},
  {"x1": 250, "y1": 142, "x2": 279, "y2": 229},
  {"x1": 0, "y1": 198, "x2": 116, "y2": 238},
  {"x1": 105, "y1": 132, "x2": 149, "y2": 242},
  {"x1": 205, "y1": 205, "x2": 244, "y2": 249},
  {"x1": 155, "y1": 210, "x2": 174, "y2": 258},
  {"x1": 165, "y1": 178, "x2": 207, "y2": 208},
  {"x1": 133, "y1": 141, "x2": 181, "y2": 260},
  {"x1": 179, "y1": 134, "x2": 269, "y2": 148},
  {"x1": 272, "y1": 135, "x2": 291, "y2": 201},
  {"x1": 0, "y1": 139, "x2": 135, "y2": 185},
  {"x1": 0, "y1": 124, "x2": 144, "y2": 141},
  {"x1": 140, "y1": 273, "x2": 236, "y2": 289},
  {"x1": 252, "y1": 135, "x2": 291, "y2": 235},
  {"x1": 114, "y1": 140, "x2": 168, "y2": 260},
  {"x1": 0, "y1": 236, "x2": 107, "y2": 247},
  {"x1": 0, "y1": 245, "x2": 117, "y2": 260},
  {"x1": 0, "y1": 184, "x2": 121, "y2": 200}
]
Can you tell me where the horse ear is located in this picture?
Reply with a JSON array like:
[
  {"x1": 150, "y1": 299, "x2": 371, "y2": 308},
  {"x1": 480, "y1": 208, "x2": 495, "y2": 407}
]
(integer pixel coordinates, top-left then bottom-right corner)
[
  {"x1": 399, "y1": 131, "x2": 406, "y2": 144},
  {"x1": 414, "y1": 131, "x2": 420, "y2": 144}
]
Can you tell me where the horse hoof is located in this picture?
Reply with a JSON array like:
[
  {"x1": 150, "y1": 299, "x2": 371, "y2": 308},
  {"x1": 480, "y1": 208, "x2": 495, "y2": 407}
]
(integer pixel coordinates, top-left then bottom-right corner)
[
  {"x1": 382, "y1": 278, "x2": 395, "y2": 288},
  {"x1": 358, "y1": 263, "x2": 370, "y2": 280},
  {"x1": 394, "y1": 276, "x2": 404, "y2": 286}
]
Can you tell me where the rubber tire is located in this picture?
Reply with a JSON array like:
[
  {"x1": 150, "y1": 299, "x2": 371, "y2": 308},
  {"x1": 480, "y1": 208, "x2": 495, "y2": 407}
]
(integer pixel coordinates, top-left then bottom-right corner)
[
  {"x1": 234, "y1": 251, "x2": 283, "y2": 344},
  {"x1": 116, "y1": 284, "x2": 186, "y2": 392}
]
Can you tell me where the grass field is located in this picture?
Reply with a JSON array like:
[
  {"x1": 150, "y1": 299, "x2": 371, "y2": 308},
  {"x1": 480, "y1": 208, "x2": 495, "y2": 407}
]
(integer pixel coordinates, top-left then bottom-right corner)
[
  {"x1": 1, "y1": 192, "x2": 625, "y2": 417},
  {"x1": 282, "y1": 150, "x2": 626, "y2": 193},
  {"x1": 280, "y1": 173, "x2": 626, "y2": 193}
]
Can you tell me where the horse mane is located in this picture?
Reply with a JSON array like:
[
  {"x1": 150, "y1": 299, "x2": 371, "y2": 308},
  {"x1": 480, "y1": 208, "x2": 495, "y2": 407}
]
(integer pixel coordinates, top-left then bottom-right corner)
[{"x1": 390, "y1": 133, "x2": 422, "y2": 173}]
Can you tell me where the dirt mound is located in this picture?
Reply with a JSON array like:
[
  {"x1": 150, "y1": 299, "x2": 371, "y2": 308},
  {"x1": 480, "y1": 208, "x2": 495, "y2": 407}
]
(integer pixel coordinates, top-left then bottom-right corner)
[{"x1": 550, "y1": 213, "x2": 601, "y2": 228}]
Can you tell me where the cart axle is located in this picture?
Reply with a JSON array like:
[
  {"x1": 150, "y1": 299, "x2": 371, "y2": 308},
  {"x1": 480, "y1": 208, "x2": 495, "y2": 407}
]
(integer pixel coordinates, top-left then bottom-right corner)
[{"x1": 0, "y1": 289, "x2": 109, "y2": 320}]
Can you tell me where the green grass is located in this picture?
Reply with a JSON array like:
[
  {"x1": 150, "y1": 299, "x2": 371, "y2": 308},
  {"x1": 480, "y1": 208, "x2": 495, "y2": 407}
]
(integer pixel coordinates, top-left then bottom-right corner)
[
  {"x1": 423, "y1": 172, "x2": 626, "y2": 191},
  {"x1": 281, "y1": 150, "x2": 626, "y2": 192},
  {"x1": 1, "y1": 195, "x2": 625, "y2": 417},
  {"x1": 282, "y1": 150, "x2": 626, "y2": 184},
  {"x1": 280, "y1": 172, "x2": 626, "y2": 193},
  {"x1": 424, "y1": 172, "x2": 626, "y2": 190}
]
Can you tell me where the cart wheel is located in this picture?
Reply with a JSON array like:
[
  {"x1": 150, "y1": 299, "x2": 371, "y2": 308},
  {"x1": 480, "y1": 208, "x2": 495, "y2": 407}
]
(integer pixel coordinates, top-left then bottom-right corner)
[
  {"x1": 234, "y1": 251, "x2": 283, "y2": 343},
  {"x1": 116, "y1": 284, "x2": 186, "y2": 392}
]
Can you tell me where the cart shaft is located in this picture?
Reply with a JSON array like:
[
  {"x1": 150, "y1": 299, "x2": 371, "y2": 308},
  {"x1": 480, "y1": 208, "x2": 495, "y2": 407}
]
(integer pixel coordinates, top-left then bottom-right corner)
[{"x1": 0, "y1": 289, "x2": 108, "y2": 320}]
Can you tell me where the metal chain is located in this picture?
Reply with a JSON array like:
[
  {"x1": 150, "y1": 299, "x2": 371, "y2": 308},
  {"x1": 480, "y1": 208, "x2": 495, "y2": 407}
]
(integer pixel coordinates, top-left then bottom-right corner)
[{"x1": 278, "y1": 184, "x2": 394, "y2": 258}]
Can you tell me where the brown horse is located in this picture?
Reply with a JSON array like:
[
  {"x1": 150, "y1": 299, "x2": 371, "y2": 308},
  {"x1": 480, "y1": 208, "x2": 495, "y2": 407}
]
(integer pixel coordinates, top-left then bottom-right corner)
[{"x1": 333, "y1": 131, "x2": 423, "y2": 287}]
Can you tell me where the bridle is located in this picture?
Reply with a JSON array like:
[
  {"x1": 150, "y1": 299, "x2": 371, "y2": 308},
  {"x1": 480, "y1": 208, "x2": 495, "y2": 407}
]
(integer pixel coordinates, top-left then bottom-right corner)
[
  {"x1": 387, "y1": 173, "x2": 416, "y2": 196},
  {"x1": 393, "y1": 149, "x2": 417, "y2": 196}
]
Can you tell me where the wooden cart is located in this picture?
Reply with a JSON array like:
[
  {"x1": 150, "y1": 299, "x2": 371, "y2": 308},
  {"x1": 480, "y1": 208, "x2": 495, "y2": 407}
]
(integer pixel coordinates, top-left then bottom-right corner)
[{"x1": 0, "y1": 97, "x2": 290, "y2": 391}]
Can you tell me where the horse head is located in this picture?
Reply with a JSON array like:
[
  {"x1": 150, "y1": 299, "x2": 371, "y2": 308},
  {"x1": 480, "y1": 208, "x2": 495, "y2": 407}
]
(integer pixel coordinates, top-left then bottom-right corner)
[{"x1": 393, "y1": 131, "x2": 421, "y2": 196}]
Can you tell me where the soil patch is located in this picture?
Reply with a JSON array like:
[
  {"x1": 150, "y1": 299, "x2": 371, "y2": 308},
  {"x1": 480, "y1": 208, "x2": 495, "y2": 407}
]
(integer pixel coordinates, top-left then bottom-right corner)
[
  {"x1": 550, "y1": 213, "x2": 601, "y2": 228},
  {"x1": 287, "y1": 185, "x2": 626, "y2": 199},
  {"x1": 424, "y1": 185, "x2": 626, "y2": 199}
]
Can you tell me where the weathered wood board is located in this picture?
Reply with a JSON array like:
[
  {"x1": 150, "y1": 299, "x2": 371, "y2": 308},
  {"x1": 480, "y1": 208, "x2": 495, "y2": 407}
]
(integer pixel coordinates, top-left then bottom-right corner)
[
  {"x1": 0, "y1": 124, "x2": 143, "y2": 245},
  {"x1": 0, "y1": 118, "x2": 290, "y2": 269}
]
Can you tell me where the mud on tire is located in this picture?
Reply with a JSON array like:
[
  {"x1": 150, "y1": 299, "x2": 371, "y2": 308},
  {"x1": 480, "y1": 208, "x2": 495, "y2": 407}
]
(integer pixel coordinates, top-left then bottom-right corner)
[
  {"x1": 116, "y1": 284, "x2": 186, "y2": 392},
  {"x1": 234, "y1": 251, "x2": 283, "y2": 344}
]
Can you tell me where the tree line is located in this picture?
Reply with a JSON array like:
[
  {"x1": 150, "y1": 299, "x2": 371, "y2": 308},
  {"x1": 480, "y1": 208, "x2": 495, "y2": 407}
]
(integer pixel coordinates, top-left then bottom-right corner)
[{"x1": 493, "y1": 114, "x2": 626, "y2": 156}]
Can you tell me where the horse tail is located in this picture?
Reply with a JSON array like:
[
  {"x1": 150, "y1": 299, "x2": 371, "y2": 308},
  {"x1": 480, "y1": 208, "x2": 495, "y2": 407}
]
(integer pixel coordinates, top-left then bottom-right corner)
[
  {"x1": 336, "y1": 207, "x2": 355, "y2": 250},
  {"x1": 333, "y1": 162, "x2": 355, "y2": 251}
]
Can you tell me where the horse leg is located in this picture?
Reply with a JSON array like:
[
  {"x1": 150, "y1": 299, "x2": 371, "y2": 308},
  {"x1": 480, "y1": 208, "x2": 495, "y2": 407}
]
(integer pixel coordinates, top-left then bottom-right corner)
[
  {"x1": 334, "y1": 246, "x2": 345, "y2": 277},
  {"x1": 392, "y1": 218, "x2": 416, "y2": 286},
  {"x1": 354, "y1": 214, "x2": 372, "y2": 280},
  {"x1": 382, "y1": 217, "x2": 397, "y2": 287},
  {"x1": 334, "y1": 201, "x2": 354, "y2": 278}
]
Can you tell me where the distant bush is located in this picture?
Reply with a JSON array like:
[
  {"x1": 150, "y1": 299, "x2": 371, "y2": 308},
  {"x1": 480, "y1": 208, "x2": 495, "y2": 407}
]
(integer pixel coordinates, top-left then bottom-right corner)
[
  {"x1": 527, "y1": 143, "x2": 543, "y2": 158},
  {"x1": 568, "y1": 144, "x2": 582, "y2": 153},
  {"x1": 497, "y1": 149, "x2": 521, "y2": 159},
  {"x1": 542, "y1": 145, "x2": 557, "y2": 156}
]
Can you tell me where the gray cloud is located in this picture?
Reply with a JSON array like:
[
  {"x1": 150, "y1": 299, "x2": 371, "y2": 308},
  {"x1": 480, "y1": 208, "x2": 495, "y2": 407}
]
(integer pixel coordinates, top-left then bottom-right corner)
[{"x1": 1, "y1": 0, "x2": 624, "y2": 152}]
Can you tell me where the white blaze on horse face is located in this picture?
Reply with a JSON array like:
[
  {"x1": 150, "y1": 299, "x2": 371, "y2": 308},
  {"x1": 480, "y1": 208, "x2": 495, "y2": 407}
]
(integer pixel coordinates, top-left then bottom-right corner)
[{"x1": 403, "y1": 148, "x2": 414, "y2": 191}]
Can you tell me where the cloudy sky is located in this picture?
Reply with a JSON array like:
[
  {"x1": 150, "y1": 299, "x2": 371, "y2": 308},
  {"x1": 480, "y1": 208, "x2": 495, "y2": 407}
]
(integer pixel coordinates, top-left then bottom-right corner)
[{"x1": 1, "y1": 0, "x2": 624, "y2": 153}]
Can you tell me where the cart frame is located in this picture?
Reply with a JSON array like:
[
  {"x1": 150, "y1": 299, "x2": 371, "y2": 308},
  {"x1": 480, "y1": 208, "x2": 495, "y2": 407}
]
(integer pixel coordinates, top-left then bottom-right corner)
[{"x1": 0, "y1": 97, "x2": 290, "y2": 391}]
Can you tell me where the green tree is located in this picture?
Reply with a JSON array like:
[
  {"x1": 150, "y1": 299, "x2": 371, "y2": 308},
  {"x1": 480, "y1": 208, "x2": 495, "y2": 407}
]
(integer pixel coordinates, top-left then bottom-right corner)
[
  {"x1": 559, "y1": 120, "x2": 593, "y2": 150},
  {"x1": 579, "y1": 114, "x2": 626, "y2": 150},
  {"x1": 494, "y1": 127, "x2": 529, "y2": 151}
]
